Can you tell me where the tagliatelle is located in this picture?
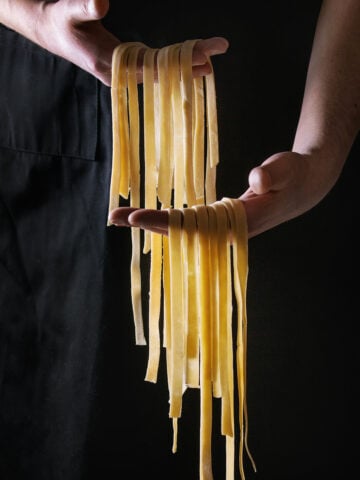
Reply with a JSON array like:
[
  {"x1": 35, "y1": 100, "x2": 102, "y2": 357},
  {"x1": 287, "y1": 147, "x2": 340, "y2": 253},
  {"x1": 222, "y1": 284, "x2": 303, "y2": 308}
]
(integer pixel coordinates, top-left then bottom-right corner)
[
  {"x1": 109, "y1": 40, "x2": 256, "y2": 480},
  {"x1": 166, "y1": 199, "x2": 256, "y2": 480}
]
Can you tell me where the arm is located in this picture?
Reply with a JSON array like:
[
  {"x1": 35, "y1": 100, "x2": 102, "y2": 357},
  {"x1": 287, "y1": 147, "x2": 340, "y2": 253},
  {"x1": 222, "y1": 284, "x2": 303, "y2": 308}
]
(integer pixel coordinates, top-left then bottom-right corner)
[
  {"x1": 0, "y1": 0, "x2": 228, "y2": 86},
  {"x1": 241, "y1": 0, "x2": 360, "y2": 237},
  {"x1": 110, "y1": 0, "x2": 360, "y2": 237}
]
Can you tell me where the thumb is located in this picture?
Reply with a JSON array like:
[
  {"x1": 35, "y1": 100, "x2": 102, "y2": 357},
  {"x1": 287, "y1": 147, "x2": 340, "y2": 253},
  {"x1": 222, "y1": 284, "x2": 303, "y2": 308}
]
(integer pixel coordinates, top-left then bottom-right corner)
[
  {"x1": 248, "y1": 151, "x2": 301, "y2": 195},
  {"x1": 68, "y1": 0, "x2": 110, "y2": 23}
]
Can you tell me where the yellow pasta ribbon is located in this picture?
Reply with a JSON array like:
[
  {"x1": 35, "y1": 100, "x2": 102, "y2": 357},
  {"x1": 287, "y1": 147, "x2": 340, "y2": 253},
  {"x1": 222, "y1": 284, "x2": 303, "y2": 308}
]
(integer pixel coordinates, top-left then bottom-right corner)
[
  {"x1": 168, "y1": 208, "x2": 185, "y2": 421},
  {"x1": 127, "y1": 45, "x2": 146, "y2": 345},
  {"x1": 157, "y1": 45, "x2": 173, "y2": 208},
  {"x1": 194, "y1": 204, "x2": 214, "y2": 480},
  {"x1": 143, "y1": 47, "x2": 158, "y2": 253},
  {"x1": 183, "y1": 208, "x2": 200, "y2": 388}
]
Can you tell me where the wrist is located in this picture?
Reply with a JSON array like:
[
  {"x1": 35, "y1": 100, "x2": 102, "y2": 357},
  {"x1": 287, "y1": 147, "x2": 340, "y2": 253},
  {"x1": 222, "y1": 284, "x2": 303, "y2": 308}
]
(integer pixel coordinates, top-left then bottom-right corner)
[{"x1": 292, "y1": 104, "x2": 358, "y2": 180}]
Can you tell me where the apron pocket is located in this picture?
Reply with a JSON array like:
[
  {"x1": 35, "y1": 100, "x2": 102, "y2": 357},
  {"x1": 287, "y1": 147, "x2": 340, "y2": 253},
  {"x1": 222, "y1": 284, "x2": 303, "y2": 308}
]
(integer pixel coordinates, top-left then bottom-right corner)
[{"x1": 0, "y1": 25, "x2": 98, "y2": 161}]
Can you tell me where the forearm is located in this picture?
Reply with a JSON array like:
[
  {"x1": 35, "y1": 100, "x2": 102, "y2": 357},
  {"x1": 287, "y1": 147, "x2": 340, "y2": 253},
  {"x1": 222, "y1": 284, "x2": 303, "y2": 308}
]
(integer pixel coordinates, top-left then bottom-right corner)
[{"x1": 293, "y1": 0, "x2": 360, "y2": 179}]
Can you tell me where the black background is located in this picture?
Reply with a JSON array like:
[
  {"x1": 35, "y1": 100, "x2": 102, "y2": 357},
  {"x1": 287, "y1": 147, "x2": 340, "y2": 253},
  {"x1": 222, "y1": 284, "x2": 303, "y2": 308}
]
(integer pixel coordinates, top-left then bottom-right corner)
[{"x1": 85, "y1": 1, "x2": 358, "y2": 479}]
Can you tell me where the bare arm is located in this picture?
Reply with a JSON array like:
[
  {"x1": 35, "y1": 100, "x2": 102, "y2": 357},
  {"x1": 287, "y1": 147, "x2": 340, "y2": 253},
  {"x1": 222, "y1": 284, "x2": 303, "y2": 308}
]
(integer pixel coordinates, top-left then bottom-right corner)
[
  {"x1": 110, "y1": 0, "x2": 360, "y2": 237},
  {"x1": 293, "y1": 0, "x2": 360, "y2": 173},
  {"x1": 241, "y1": 0, "x2": 360, "y2": 236}
]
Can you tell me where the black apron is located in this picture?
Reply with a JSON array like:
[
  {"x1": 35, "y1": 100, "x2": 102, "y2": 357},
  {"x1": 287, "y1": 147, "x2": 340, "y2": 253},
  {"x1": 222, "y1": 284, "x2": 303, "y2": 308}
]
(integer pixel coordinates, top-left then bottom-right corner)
[
  {"x1": 0, "y1": 24, "x2": 113, "y2": 480},
  {"x1": 0, "y1": 24, "x2": 192, "y2": 480}
]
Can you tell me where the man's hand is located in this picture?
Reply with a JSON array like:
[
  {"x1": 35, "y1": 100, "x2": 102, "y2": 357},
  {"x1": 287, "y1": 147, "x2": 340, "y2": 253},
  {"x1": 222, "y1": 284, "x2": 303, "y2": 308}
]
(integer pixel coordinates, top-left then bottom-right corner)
[
  {"x1": 1, "y1": 0, "x2": 119, "y2": 85},
  {"x1": 108, "y1": 149, "x2": 340, "y2": 239},
  {"x1": 0, "y1": 0, "x2": 229, "y2": 86}
]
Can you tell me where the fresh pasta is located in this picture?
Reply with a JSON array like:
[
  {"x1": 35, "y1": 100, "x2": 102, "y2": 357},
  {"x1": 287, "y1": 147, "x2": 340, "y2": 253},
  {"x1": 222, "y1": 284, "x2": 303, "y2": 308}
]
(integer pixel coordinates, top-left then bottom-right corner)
[{"x1": 109, "y1": 40, "x2": 256, "y2": 480}]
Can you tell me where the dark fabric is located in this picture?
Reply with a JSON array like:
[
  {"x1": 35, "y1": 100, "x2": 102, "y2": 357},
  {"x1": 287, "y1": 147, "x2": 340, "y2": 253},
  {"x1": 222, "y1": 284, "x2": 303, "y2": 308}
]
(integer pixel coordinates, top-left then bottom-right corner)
[{"x1": 0, "y1": 25, "x2": 112, "y2": 480}]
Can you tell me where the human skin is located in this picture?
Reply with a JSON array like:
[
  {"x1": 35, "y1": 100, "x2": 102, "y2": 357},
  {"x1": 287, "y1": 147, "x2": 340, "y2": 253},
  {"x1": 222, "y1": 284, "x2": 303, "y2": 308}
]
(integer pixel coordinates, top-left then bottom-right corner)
[
  {"x1": 0, "y1": 0, "x2": 229, "y2": 87},
  {"x1": 108, "y1": 0, "x2": 360, "y2": 238}
]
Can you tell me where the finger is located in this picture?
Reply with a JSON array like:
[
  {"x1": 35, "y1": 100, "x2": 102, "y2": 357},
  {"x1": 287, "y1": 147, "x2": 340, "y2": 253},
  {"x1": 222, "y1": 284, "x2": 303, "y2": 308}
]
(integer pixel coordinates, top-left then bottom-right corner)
[
  {"x1": 88, "y1": 0, "x2": 110, "y2": 18},
  {"x1": 108, "y1": 207, "x2": 139, "y2": 226},
  {"x1": 193, "y1": 37, "x2": 229, "y2": 65},
  {"x1": 192, "y1": 63, "x2": 213, "y2": 77},
  {"x1": 190, "y1": 37, "x2": 229, "y2": 77},
  {"x1": 247, "y1": 167, "x2": 273, "y2": 195},
  {"x1": 67, "y1": 0, "x2": 110, "y2": 23},
  {"x1": 128, "y1": 209, "x2": 169, "y2": 235},
  {"x1": 248, "y1": 151, "x2": 301, "y2": 195}
]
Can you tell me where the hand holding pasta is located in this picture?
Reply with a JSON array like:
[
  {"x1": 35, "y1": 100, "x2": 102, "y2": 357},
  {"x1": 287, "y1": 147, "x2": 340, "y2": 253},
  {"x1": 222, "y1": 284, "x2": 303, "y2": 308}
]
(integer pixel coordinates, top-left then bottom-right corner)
[
  {"x1": 0, "y1": 0, "x2": 228, "y2": 86},
  {"x1": 0, "y1": 0, "x2": 118, "y2": 85},
  {"x1": 109, "y1": 149, "x2": 337, "y2": 239}
]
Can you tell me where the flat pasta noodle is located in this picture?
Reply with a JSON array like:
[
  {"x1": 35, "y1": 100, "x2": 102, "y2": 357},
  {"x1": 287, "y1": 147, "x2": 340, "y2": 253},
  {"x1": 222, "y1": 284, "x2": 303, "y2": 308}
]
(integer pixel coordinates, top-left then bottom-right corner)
[
  {"x1": 144, "y1": 231, "x2": 162, "y2": 383},
  {"x1": 211, "y1": 202, "x2": 233, "y2": 438},
  {"x1": 128, "y1": 44, "x2": 146, "y2": 346},
  {"x1": 143, "y1": 47, "x2": 159, "y2": 253},
  {"x1": 109, "y1": 40, "x2": 256, "y2": 480},
  {"x1": 180, "y1": 39, "x2": 198, "y2": 206},
  {"x1": 193, "y1": 76, "x2": 205, "y2": 202},
  {"x1": 156, "y1": 44, "x2": 173, "y2": 208},
  {"x1": 168, "y1": 208, "x2": 185, "y2": 420},
  {"x1": 194, "y1": 204, "x2": 214, "y2": 480},
  {"x1": 207, "y1": 205, "x2": 221, "y2": 399},
  {"x1": 183, "y1": 207, "x2": 200, "y2": 388},
  {"x1": 170, "y1": 43, "x2": 186, "y2": 209}
]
